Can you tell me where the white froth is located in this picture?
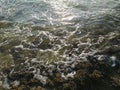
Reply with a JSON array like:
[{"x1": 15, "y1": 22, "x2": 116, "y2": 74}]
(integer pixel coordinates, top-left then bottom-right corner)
[
  {"x1": 15, "y1": 45, "x2": 24, "y2": 48},
  {"x1": 2, "y1": 78, "x2": 10, "y2": 89},
  {"x1": 61, "y1": 71, "x2": 76, "y2": 79},
  {"x1": 13, "y1": 80, "x2": 20, "y2": 87},
  {"x1": 34, "y1": 74, "x2": 47, "y2": 85},
  {"x1": 0, "y1": 81, "x2": 2, "y2": 86},
  {"x1": 110, "y1": 56, "x2": 117, "y2": 67},
  {"x1": 110, "y1": 56, "x2": 116, "y2": 61}
]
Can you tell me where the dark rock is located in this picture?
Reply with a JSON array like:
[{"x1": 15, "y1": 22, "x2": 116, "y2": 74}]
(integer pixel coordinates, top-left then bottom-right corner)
[
  {"x1": 95, "y1": 46, "x2": 120, "y2": 55},
  {"x1": 63, "y1": 81, "x2": 76, "y2": 90},
  {"x1": 8, "y1": 72, "x2": 34, "y2": 81}
]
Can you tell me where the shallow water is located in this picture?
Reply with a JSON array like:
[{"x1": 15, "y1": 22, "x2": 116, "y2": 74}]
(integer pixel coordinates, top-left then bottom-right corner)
[
  {"x1": 0, "y1": 0, "x2": 120, "y2": 89},
  {"x1": 0, "y1": 0, "x2": 119, "y2": 25}
]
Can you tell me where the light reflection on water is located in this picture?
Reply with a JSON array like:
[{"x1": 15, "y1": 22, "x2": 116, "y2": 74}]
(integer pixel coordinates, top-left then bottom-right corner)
[
  {"x1": 0, "y1": 0, "x2": 119, "y2": 26},
  {"x1": 0, "y1": 1, "x2": 119, "y2": 89}
]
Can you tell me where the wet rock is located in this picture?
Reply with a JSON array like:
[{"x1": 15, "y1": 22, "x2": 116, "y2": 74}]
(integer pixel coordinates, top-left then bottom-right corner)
[
  {"x1": 11, "y1": 85, "x2": 30, "y2": 90},
  {"x1": 58, "y1": 45, "x2": 73, "y2": 55},
  {"x1": 63, "y1": 81, "x2": 76, "y2": 90},
  {"x1": 89, "y1": 70, "x2": 103, "y2": 80},
  {"x1": 111, "y1": 77, "x2": 120, "y2": 88},
  {"x1": 37, "y1": 38, "x2": 53, "y2": 50},
  {"x1": 0, "y1": 38, "x2": 21, "y2": 53},
  {"x1": 0, "y1": 21, "x2": 13, "y2": 28},
  {"x1": 30, "y1": 86, "x2": 45, "y2": 90},
  {"x1": 31, "y1": 31, "x2": 54, "y2": 50},
  {"x1": 96, "y1": 46, "x2": 120, "y2": 55},
  {"x1": 8, "y1": 72, "x2": 34, "y2": 81},
  {"x1": 53, "y1": 73, "x2": 65, "y2": 85},
  {"x1": 74, "y1": 69, "x2": 87, "y2": 85},
  {"x1": 0, "y1": 54, "x2": 14, "y2": 70},
  {"x1": 74, "y1": 62, "x2": 92, "y2": 70},
  {"x1": 0, "y1": 59, "x2": 119, "y2": 90},
  {"x1": 37, "y1": 50, "x2": 63, "y2": 62}
]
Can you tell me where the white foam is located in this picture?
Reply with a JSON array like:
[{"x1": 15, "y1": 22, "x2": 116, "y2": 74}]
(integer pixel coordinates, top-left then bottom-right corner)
[
  {"x1": 110, "y1": 56, "x2": 116, "y2": 67},
  {"x1": 61, "y1": 71, "x2": 76, "y2": 79},
  {"x1": 2, "y1": 78, "x2": 10, "y2": 89},
  {"x1": 15, "y1": 45, "x2": 24, "y2": 48},
  {"x1": 34, "y1": 74, "x2": 47, "y2": 85},
  {"x1": 110, "y1": 56, "x2": 116, "y2": 61},
  {"x1": 13, "y1": 80, "x2": 20, "y2": 87},
  {"x1": 0, "y1": 81, "x2": 2, "y2": 86}
]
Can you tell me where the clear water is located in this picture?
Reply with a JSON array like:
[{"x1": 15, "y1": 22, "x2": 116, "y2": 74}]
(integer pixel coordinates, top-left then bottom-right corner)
[
  {"x1": 0, "y1": 0, "x2": 119, "y2": 26},
  {"x1": 0, "y1": 0, "x2": 120, "y2": 89}
]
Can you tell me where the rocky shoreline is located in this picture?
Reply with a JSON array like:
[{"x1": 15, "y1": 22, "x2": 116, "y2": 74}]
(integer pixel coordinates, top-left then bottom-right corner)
[
  {"x1": 0, "y1": 7, "x2": 119, "y2": 90},
  {"x1": 0, "y1": 53, "x2": 120, "y2": 90}
]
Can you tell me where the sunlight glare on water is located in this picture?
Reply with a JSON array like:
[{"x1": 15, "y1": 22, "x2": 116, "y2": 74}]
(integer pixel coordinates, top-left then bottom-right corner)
[{"x1": 0, "y1": 0, "x2": 119, "y2": 26}]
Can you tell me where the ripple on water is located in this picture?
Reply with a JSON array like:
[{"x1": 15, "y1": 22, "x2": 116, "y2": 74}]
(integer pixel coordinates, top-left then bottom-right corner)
[{"x1": 0, "y1": 0, "x2": 120, "y2": 89}]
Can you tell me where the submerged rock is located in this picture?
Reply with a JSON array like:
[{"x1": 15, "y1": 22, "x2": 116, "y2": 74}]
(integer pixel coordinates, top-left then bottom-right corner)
[
  {"x1": 0, "y1": 21, "x2": 14, "y2": 28},
  {"x1": 0, "y1": 59, "x2": 118, "y2": 90},
  {"x1": 0, "y1": 54, "x2": 14, "y2": 70},
  {"x1": 0, "y1": 4, "x2": 119, "y2": 90}
]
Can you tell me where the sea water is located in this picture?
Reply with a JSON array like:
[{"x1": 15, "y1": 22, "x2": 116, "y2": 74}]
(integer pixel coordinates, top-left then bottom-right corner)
[{"x1": 0, "y1": 0, "x2": 120, "y2": 89}]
